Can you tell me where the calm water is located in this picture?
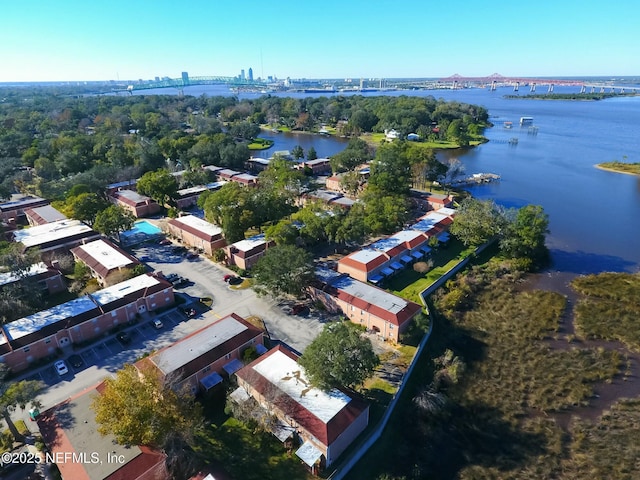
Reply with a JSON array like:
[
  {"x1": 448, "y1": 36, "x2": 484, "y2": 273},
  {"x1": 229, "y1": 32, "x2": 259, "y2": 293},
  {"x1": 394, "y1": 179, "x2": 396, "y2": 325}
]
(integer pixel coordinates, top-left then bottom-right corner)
[{"x1": 130, "y1": 85, "x2": 640, "y2": 274}]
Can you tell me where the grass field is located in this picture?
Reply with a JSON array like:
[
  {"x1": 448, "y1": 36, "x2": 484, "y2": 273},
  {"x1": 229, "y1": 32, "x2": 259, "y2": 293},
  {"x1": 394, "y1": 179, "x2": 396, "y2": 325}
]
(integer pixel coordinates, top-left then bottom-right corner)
[
  {"x1": 596, "y1": 161, "x2": 640, "y2": 175},
  {"x1": 386, "y1": 239, "x2": 475, "y2": 304},
  {"x1": 359, "y1": 133, "x2": 486, "y2": 149},
  {"x1": 247, "y1": 138, "x2": 274, "y2": 150}
]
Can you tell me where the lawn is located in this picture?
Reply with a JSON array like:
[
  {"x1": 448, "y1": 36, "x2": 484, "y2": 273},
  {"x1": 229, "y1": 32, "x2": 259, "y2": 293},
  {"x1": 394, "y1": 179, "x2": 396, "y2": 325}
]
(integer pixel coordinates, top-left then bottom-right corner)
[
  {"x1": 247, "y1": 138, "x2": 274, "y2": 150},
  {"x1": 194, "y1": 417, "x2": 311, "y2": 480},
  {"x1": 386, "y1": 239, "x2": 475, "y2": 304},
  {"x1": 359, "y1": 133, "x2": 486, "y2": 149}
]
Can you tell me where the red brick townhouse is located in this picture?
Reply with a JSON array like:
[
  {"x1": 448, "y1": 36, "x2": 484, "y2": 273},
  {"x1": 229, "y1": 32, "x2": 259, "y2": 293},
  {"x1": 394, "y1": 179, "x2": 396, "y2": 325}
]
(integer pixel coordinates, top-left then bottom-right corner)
[
  {"x1": 166, "y1": 215, "x2": 226, "y2": 255},
  {"x1": 0, "y1": 273, "x2": 173, "y2": 372},
  {"x1": 0, "y1": 194, "x2": 49, "y2": 225},
  {"x1": 24, "y1": 204, "x2": 67, "y2": 226},
  {"x1": 309, "y1": 268, "x2": 422, "y2": 342},
  {"x1": 235, "y1": 345, "x2": 369, "y2": 473},
  {"x1": 71, "y1": 238, "x2": 140, "y2": 286},
  {"x1": 109, "y1": 189, "x2": 161, "y2": 218},
  {"x1": 11, "y1": 219, "x2": 101, "y2": 254},
  {"x1": 0, "y1": 262, "x2": 66, "y2": 295},
  {"x1": 224, "y1": 234, "x2": 274, "y2": 270},
  {"x1": 138, "y1": 313, "x2": 265, "y2": 395}
]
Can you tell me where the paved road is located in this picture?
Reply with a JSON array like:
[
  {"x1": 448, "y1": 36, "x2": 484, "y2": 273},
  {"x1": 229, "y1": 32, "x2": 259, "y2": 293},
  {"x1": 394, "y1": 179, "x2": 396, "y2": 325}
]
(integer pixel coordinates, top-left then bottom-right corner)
[{"x1": 11, "y1": 241, "x2": 327, "y2": 425}]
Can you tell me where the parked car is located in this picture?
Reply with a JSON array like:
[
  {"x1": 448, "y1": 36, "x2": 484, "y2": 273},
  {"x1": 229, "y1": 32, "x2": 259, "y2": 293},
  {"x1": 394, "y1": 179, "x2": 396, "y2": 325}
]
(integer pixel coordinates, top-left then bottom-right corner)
[
  {"x1": 228, "y1": 276, "x2": 243, "y2": 285},
  {"x1": 165, "y1": 273, "x2": 179, "y2": 282},
  {"x1": 170, "y1": 276, "x2": 188, "y2": 287},
  {"x1": 291, "y1": 304, "x2": 309, "y2": 316},
  {"x1": 140, "y1": 255, "x2": 151, "y2": 262},
  {"x1": 223, "y1": 274, "x2": 234, "y2": 282},
  {"x1": 116, "y1": 331, "x2": 132, "y2": 345},
  {"x1": 153, "y1": 319, "x2": 163, "y2": 329},
  {"x1": 67, "y1": 354, "x2": 83, "y2": 369},
  {"x1": 180, "y1": 307, "x2": 196, "y2": 318},
  {"x1": 54, "y1": 360, "x2": 69, "y2": 376},
  {"x1": 186, "y1": 252, "x2": 199, "y2": 260},
  {"x1": 158, "y1": 238, "x2": 172, "y2": 245},
  {"x1": 172, "y1": 246, "x2": 187, "y2": 255}
]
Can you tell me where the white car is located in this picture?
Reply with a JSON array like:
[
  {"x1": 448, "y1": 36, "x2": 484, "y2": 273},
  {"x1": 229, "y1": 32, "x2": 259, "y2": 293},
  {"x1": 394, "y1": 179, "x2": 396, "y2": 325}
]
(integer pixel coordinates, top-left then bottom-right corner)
[
  {"x1": 54, "y1": 360, "x2": 69, "y2": 376},
  {"x1": 153, "y1": 319, "x2": 163, "y2": 329}
]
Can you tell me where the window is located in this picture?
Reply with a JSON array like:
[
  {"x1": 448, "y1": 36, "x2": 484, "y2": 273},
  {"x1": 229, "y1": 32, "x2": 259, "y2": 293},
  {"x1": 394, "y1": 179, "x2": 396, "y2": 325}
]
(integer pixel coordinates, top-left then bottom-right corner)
[
  {"x1": 111, "y1": 311, "x2": 117, "y2": 318},
  {"x1": 23, "y1": 347, "x2": 30, "y2": 353},
  {"x1": 360, "y1": 309, "x2": 364, "y2": 315},
  {"x1": 225, "y1": 353, "x2": 231, "y2": 360},
  {"x1": 92, "y1": 318, "x2": 98, "y2": 324},
  {"x1": 202, "y1": 366, "x2": 211, "y2": 373},
  {"x1": 389, "y1": 324, "x2": 394, "y2": 329},
  {"x1": 165, "y1": 297, "x2": 170, "y2": 302},
  {"x1": 45, "y1": 338, "x2": 51, "y2": 344}
]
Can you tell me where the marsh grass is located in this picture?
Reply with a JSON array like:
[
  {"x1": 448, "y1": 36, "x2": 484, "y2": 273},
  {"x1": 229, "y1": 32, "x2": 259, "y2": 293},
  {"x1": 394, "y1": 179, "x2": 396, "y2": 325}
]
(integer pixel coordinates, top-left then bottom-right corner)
[{"x1": 572, "y1": 273, "x2": 640, "y2": 351}]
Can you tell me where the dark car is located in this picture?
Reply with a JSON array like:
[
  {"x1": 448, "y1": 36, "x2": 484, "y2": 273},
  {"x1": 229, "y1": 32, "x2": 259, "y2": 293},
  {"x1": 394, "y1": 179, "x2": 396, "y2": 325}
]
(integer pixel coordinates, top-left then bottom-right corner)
[
  {"x1": 116, "y1": 331, "x2": 132, "y2": 345},
  {"x1": 180, "y1": 307, "x2": 197, "y2": 318},
  {"x1": 158, "y1": 238, "x2": 172, "y2": 245},
  {"x1": 165, "y1": 273, "x2": 179, "y2": 282},
  {"x1": 228, "y1": 276, "x2": 243, "y2": 285},
  {"x1": 186, "y1": 252, "x2": 199, "y2": 260},
  {"x1": 172, "y1": 246, "x2": 187, "y2": 255},
  {"x1": 291, "y1": 304, "x2": 310, "y2": 316},
  {"x1": 67, "y1": 354, "x2": 83, "y2": 368}
]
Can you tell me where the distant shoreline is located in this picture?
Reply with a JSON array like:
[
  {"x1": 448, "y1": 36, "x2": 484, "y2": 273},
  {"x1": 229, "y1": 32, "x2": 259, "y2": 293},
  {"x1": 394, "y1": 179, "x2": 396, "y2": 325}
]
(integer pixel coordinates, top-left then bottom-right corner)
[{"x1": 594, "y1": 164, "x2": 640, "y2": 176}]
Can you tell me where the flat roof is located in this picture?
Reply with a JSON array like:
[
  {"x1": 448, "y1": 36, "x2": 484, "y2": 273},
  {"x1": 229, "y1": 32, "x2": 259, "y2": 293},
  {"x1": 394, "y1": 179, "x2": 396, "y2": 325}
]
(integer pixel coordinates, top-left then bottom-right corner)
[
  {"x1": 40, "y1": 387, "x2": 143, "y2": 480},
  {"x1": 0, "y1": 195, "x2": 46, "y2": 212},
  {"x1": 0, "y1": 262, "x2": 49, "y2": 287},
  {"x1": 231, "y1": 234, "x2": 267, "y2": 253},
  {"x1": 437, "y1": 207, "x2": 457, "y2": 216},
  {"x1": 391, "y1": 229, "x2": 426, "y2": 244},
  {"x1": 12, "y1": 219, "x2": 95, "y2": 248},
  {"x1": 348, "y1": 248, "x2": 387, "y2": 265},
  {"x1": 113, "y1": 189, "x2": 150, "y2": 204},
  {"x1": 410, "y1": 212, "x2": 449, "y2": 232},
  {"x1": 233, "y1": 173, "x2": 258, "y2": 182},
  {"x1": 173, "y1": 215, "x2": 222, "y2": 237},
  {"x1": 25, "y1": 205, "x2": 67, "y2": 223},
  {"x1": 3, "y1": 274, "x2": 160, "y2": 342},
  {"x1": 73, "y1": 239, "x2": 136, "y2": 271},
  {"x1": 334, "y1": 275, "x2": 410, "y2": 314},
  {"x1": 253, "y1": 349, "x2": 351, "y2": 423},
  {"x1": 151, "y1": 315, "x2": 248, "y2": 375},
  {"x1": 370, "y1": 236, "x2": 403, "y2": 253}
]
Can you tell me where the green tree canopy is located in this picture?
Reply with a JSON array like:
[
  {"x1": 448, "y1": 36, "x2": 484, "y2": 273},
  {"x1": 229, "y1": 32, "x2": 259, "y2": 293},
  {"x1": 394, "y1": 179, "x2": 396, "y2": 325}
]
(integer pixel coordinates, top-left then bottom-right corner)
[
  {"x1": 252, "y1": 245, "x2": 314, "y2": 298},
  {"x1": 299, "y1": 322, "x2": 379, "y2": 390},
  {"x1": 0, "y1": 364, "x2": 43, "y2": 441},
  {"x1": 368, "y1": 142, "x2": 412, "y2": 196},
  {"x1": 136, "y1": 168, "x2": 179, "y2": 207},
  {"x1": 500, "y1": 204, "x2": 550, "y2": 264},
  {"x1": 330, "y1": 138, "x2": 372, "y2": 173},
  {"x1": 450, "y1": 198, "x2": 507, "y2": 246},
  {"x1": 94, "y1": 205, "x2": 135, "y2": 242},
  {"x1": 64, "y1": 192, "x2": 109, "y2": 226},
  {"x1": 92, "y1": 364, "x2": 202, "y2": 448}
]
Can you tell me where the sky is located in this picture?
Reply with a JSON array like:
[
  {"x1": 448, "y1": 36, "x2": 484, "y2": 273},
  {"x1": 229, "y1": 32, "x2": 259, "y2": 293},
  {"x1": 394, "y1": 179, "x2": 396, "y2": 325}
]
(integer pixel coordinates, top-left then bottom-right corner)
[{"x1": 1, "y1": 0, "x2": 639, "y2": 82}]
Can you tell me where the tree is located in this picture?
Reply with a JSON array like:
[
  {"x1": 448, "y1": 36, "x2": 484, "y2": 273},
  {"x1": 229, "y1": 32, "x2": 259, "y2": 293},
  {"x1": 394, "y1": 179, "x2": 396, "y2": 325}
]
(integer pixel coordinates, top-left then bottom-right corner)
[
  {"x1": 92, "y1": 364, "x2": 202, "y2": 448},
  {"x1": 339, "y1": 170, "x2": 362, "y2": 197},
  {"x1": 500, "y1": 204, "x2": 550, "y2": 265},
  {"x1": 252, "y1": 245, "x2": 314, "y2": 298},
  {"x1": 299, "y1": 322, "x2": 379, "y2": 390},
  {"x1": 265, "y1": 220, "x2": 299, "y2": 246},
  {"x1": 368, "y1": 142, "x2": 412, "y2": 196},
  {"x1": 307, "y1": 146, "x2": 318, "y2": 161},
  {"x1": 94, "y1": 205, "x2": 135, "y2": 242},
  {"x1": 330, "y1": 138, "x2": 372, "y2": 173},
  {"x1": 0, "y1": 365, "x2": 43, "y2": 442},
  {"x1": 291, "y1": 145, "x2": 305, "y2": 160},
  {"x1": 450, "y1": 198, "x2": 507, "y2": 246},
  {"x1": 136, "y1": 168, "x2": 178, "y2": 207},
  {"x1": 0, "y1": 244, "x2": 45, "y2": 322},
  {"x1": 361, "y1": 192, "x2": 409, "y2": 235},
  {"x1": 65, "y1": 192, "x2": 108, "y2": 226}
]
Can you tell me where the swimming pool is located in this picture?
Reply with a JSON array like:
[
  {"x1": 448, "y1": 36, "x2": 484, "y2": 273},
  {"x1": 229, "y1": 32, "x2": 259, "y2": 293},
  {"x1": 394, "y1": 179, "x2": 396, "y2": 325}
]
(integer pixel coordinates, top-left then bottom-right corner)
[{"x1": 120, "y1": 220, "x2": 162, "y2": 245}]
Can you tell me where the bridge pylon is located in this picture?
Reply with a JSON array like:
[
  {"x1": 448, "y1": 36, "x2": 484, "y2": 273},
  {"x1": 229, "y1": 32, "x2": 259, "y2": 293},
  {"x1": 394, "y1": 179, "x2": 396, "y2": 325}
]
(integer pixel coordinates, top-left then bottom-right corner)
[
  {"x1": 580, "y1": 85, "x2": 586, "y2": 94},
  {"x1": 530, "y1": 83, "x2": 536, "y2": 92},
  {"x1": 514, "y1": 82, "x2": 519, "y2": 92},
  {"x1": 490, "y1": 81, "x2": 497, "y2": 91},
  {"x1": 591, "y1": 86, "x2": 595, "y2": 93}
]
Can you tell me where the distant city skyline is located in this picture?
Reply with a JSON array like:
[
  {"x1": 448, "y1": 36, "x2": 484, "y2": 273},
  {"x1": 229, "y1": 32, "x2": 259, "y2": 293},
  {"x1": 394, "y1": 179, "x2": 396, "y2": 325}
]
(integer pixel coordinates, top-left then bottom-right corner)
[{"x1": 1, "y1": 0, "x2": 638, "y2": 83}]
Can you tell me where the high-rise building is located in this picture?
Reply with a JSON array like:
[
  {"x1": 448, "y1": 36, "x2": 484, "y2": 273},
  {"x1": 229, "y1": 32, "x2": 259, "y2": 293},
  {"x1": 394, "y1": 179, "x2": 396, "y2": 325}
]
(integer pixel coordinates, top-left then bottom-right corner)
[
  {"x1": 248, "y1": 67, "x2": 253, "y2": 82},
  {"x1": 241, "y1": 69, "x2": 245, "y2": 81}
]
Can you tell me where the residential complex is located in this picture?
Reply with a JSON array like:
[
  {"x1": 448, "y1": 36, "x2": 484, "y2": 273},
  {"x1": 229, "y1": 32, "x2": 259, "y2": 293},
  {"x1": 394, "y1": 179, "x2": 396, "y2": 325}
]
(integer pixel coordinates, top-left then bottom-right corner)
[
  {"x1": 0, "y1": 273, "x2": 173, "y2": 372},
  {"x1": 166, "y1": 214, "x2": 226, "y2": 255},
  {"x1": 71, "y1": 238, "x2": 140, "y2": 285},
  {"x1": 138, "y1": 313, "x2": 265, "y2": 395},
  {"x1": 224, "y1": 234, "x2": 274, "y2": 270},
  {"x1": 11, "y1": 219, "x2": 101, "y2": 253},
  {"x1": 235, "y1": 345, "x2": 370, "y2": 473},
  {"x1": 109, "y1": 189, "x2": 161, "y2": 218},
  {"x1": 24, "y1": 204, "x2": 67, "y2": 226},
  {"x1": 310, "y1": 268, "x2": 422, "y2": 342}
]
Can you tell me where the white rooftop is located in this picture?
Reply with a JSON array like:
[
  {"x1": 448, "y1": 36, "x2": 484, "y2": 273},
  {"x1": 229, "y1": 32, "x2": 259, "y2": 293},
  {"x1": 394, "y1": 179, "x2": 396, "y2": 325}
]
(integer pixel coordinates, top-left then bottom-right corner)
[
  {"x1": 26, "y1": 205, "x2": 66, "y2": 223},
  {"x1": 3, "y1": 274, "x2": 160, "y2": 342},
  {"x1": 152, "y1": 315, "x2": 248, "y2": 375},
  {"x1": 411, "y1": 211, "x2": 449, "y2": 232},
  {"x1": 253, "y1": 349, "x2": 351, "y2": 423},
  {"x1": 370, "y1": 236, "x2": 404, "y2": 253},
  {"x1": 12, "y1": 219, "x2": 95, "y2": 248},
  {"x1": 174, "y1": 215, "x2": 222, "y2": 237},
  {"x1": 332, "y1": 274, "x2": 409, "y2": 315},
  {"x1": 177, "y1": 185, "x2": 207, "y2": 196},
  {"x1": 391, "y1": 229, "x2": 427, "y2": 245},
  {"x1": 74, "y1": 239, "x2": 135, "y2": 270},
  {"x1": 232, "y1": 234, "x2": 267, "y2": 253},
  {"x1": 0, "y1": 262, "x2": 49, "y2": 287},
  {"x1": 437, "y1": 207, "x2": 457, "y2": 216},
  {"x1": 113, "y1": 189, "x2": 150, "y2": 203},
  {"x1": 348, "y1": 248, "x2": 387, "y2": 265}
]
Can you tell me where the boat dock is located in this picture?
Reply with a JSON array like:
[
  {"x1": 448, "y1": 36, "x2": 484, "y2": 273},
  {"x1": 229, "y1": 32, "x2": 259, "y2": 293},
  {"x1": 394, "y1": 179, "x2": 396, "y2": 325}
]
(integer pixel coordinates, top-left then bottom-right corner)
[{"x1": 451, "y1": 173, "x2": 501, "y2": 186}]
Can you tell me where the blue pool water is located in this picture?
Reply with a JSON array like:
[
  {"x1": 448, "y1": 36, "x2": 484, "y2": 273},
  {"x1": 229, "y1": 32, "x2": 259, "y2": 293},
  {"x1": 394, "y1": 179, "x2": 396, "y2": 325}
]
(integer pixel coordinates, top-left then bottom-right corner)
[{"x1": 121, "y1": 220, "x2": 162, "y2": 244}]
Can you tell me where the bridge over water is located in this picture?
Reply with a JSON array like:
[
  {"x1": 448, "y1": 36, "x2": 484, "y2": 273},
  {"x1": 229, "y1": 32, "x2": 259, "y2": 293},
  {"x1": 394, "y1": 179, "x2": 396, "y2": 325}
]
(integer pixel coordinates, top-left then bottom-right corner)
[{"x1": 115, "y1": 76, "x2": 268, "y2": 93}]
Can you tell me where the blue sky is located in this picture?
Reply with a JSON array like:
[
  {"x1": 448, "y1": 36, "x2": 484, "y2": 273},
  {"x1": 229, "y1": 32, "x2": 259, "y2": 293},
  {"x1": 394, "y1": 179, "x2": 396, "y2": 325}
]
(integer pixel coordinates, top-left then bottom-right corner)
[{"x1": 1, "y1": 0, "x2": 638, "y2": 82}]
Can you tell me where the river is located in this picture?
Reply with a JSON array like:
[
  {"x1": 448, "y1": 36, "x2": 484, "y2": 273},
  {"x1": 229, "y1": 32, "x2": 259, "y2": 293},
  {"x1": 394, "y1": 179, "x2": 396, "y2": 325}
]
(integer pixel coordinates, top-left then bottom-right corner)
[{"x1": 129, "y1": 84, "x2": 640, "y2": 275}]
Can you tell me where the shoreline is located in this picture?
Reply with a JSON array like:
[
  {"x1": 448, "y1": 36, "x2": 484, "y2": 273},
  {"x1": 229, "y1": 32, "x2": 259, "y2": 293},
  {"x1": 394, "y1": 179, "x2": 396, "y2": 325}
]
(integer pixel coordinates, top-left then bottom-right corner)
[{"x1": 594, "y1": 164, "x2": 640, "y2": 176}]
